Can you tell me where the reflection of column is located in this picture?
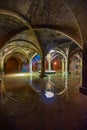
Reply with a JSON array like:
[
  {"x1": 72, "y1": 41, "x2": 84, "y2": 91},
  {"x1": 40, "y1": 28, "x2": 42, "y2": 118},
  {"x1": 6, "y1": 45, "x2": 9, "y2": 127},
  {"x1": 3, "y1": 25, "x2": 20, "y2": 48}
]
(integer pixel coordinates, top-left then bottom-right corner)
[
  {"x1": 48, "y1": 75, "x2": 51, "y2": 80},
  {"x1": 46, "y1": 75, "x2": 52, "y2": 90},
  {"x1": 29, "y1": 60, "x2": 32, "y2": 73},
  {"x1": 65, "y1": 72, "x2": 68, "y2": 87},
  {"x1": 29, "y1": 73, "x2": 32, "y2": 85}
]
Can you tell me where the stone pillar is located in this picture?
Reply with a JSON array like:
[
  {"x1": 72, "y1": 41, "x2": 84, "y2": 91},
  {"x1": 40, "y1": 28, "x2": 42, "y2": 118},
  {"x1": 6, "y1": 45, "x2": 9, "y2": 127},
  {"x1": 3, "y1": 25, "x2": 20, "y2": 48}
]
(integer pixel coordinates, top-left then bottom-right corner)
[
  {"x1": 29, "y1": 60, "x2": 32, "y2": 73},
  {"x1": 48, "y1": 60, "x2": 51, "y2": 71},
  {"x1": 0, "y1": 58, "x2": 4, "y2": 74},
  {"x1": 80, "y1": 59, "x2": 82, "y2": 74},
  {"x1": 79, "y1": 59, "x2": 82, "y2": 85},
  {"x1": 67, "y1": 58, "x2": 71, "y2": 74},
  {"x1": 80, "y1": 45, "x2": 87, "y2": 94},
  {"x1": 62, "y1": 59, "x2": 65, "y2": 74},
  {"x1": 39, "y1": 56, "x2": 45, "y2": 78},
  {"x1": 65, "y1": 47, "x2": 69, "y2": 75},
  {"x1": 1, "y1": 79, "x2": 4, "y2": 103},
  {"x1": 64, "y1": 59, "x2": 68, "y2": 75}
]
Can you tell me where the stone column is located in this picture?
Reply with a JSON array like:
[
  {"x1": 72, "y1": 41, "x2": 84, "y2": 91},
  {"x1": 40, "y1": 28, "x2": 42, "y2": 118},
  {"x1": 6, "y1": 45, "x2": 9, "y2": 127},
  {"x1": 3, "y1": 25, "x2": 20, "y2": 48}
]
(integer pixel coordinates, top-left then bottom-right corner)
[
  {"x1": 39, "y1": 56, "x2": 45, "y2": 78},
  {"x1": 80, "y1": 44, "x2": 87, "y2": 94},
  {"x1": 0, "y1": 58, "x2": 4, "y2": 74},
  {"x1": 80, "y1": 59, "x2": 82, "y2": 74},
  {"x1": 46, "y1": 53, "x2": 51, "y2": 71},
  {"x1": 64, "y1": 59, "x2": 68, "y2": 75},
  {"x1": 48, "y1": 60, "x2": 51, "y2": 71},
  {"x1": 62, "y1": 59, "x2": 65, "y2": 74},
  {"x1": 65, "y1": 47, "x2": 69, "y2": 75},
  {"x1": 29, "y1": 60, "x2": 32, "y2": 73},
  {"x1": 67, "y1": 58, "x2": 71, "y2": 74}
]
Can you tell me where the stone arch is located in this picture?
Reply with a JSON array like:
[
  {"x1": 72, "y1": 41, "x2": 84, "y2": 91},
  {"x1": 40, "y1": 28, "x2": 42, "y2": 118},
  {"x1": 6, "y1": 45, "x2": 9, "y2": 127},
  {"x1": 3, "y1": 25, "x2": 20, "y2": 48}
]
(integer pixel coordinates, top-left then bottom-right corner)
[
  {"x1": 0, "y1": 9, "x2": 40, "y2": 51},
  {"x1": 1, "y1": 46, "x2": 29, "y2": 74},
  {"x1": 62, "y1": 0, "x2": 83, "y2": 47}
]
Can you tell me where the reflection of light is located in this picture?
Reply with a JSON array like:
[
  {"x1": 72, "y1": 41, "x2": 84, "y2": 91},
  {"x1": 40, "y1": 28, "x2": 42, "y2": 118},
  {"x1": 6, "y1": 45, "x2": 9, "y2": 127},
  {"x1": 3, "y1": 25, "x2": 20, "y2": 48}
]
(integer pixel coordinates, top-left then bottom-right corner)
[
  {"x1": 15, "y1": 73, "x2": 26, "y2": 76},
  {"x1": 5, "y1": 73, "x2": 29, "y2": 77},
  {"x1": 45, "y1": 91, "x2": 54, "y2": 98},
  {"x1": 57, "y1": 87, "x2": 67, "y2": 96}
]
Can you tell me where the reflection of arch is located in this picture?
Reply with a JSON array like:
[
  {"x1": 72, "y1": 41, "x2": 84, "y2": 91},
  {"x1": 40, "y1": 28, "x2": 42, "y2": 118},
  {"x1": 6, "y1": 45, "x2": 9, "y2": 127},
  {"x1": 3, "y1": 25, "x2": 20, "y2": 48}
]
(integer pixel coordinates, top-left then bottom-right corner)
[
  {"x1": 0, "y1": 78, "x2": 40, "y2": 116},
  {"x1": 44, "y1": 74, "x2": 68, "y2": 98}
]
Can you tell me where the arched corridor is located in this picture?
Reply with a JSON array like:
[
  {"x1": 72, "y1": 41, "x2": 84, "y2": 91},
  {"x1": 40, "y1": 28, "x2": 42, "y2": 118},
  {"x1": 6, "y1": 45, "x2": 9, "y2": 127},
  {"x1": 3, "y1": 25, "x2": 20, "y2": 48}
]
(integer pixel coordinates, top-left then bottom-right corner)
[{"x1": 0, "y1": 0, "x2": 87, "y2": 130}]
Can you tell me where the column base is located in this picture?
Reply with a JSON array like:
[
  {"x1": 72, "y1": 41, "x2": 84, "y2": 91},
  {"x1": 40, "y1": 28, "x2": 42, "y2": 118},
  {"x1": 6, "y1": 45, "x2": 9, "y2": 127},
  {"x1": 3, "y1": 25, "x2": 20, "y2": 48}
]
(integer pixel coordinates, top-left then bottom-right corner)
[
  {"x1": 79, "y1": 87, "x2": 87, "y2": 95},
  {"x1": 30, "y1": 71, "x2": 33, "y2": 73},
  {"x1": 39, "y1": 74, "x2": 47, "y2": 78}
]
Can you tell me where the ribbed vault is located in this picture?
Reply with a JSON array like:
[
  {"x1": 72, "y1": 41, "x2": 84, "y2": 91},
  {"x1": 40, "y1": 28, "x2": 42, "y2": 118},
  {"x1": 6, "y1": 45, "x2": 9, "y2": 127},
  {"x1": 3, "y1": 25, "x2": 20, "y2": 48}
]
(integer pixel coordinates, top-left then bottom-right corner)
[{"x1": 0, "y1": 0, "x2": 86, "y2": 52}]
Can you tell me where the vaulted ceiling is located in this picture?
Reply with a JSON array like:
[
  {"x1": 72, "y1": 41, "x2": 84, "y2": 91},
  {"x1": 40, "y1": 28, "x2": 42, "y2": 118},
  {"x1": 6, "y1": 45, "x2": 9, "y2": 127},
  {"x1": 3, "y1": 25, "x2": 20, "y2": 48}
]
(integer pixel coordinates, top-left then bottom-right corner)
[{"x1": 0, "y1": 0, "x2": 86, "y2": 57}]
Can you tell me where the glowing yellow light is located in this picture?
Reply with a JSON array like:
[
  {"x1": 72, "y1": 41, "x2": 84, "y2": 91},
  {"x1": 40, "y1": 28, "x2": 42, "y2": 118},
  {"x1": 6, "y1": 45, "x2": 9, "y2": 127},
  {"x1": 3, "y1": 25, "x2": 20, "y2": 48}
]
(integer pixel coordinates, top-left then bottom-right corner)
[
  {"x1": 54, "y1": 61, "x2": 57, "y2": 65},
  {"x1": 15, "y1": 73, "x2": 26, "y2": 76},
  {"x1": 5, "y1": 73, "x2": 29, "y2": 77}
]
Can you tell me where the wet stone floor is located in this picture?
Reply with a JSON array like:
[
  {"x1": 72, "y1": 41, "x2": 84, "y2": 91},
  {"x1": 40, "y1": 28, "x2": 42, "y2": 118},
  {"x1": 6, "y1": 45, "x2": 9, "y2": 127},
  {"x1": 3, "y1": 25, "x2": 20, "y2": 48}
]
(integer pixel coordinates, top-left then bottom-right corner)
[{"x1": 0, "y1": 72, "x2": 87, "y2": 130}]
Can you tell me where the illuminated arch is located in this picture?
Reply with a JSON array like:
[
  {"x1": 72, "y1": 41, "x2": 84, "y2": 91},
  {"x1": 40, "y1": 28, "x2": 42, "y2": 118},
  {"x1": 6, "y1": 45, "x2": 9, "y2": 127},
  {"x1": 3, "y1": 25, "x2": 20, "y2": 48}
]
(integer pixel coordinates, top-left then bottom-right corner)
[{"x1": 0, "y1": 9, "x2": 41, "y2": 52}]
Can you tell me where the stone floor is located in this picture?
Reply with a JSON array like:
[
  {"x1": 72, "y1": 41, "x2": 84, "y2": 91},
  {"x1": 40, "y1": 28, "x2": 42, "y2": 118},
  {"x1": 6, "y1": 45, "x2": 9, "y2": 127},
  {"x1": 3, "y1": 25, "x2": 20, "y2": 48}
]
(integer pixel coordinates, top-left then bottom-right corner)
[{"x1": 0, "y1": 72, "x2": 87, "y2": 130}]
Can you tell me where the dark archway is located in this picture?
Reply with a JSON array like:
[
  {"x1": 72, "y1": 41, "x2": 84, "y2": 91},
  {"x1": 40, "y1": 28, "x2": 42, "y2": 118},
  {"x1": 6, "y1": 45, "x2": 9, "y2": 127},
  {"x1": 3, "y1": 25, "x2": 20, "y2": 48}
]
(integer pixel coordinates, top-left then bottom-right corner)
[{"x1": 4, "y1": 56, "x2": 22, "y2": 74}]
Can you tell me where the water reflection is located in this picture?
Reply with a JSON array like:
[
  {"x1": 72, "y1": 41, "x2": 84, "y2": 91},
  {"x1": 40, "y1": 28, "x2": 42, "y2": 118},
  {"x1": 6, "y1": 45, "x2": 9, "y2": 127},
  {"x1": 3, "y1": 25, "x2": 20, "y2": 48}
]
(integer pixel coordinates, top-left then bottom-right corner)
[
  {"x1": 45, "y1": 75, "x2": 55, "y2": 98},
  {"x1": 0, "y1": 73, "x2": 69, "y2": 116},
  {"x1": 45, "y1": 75, "x2": 68, "y2": 98},
  {"x1": 31, "y1": 73, "x2": 69, "y2": 99},
  {"x1": 29, "y1": 73, "x2": 33, "y2": 85},
  {"x1": 0, "y1": 77, "x2": 40, "y2": 117}
]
